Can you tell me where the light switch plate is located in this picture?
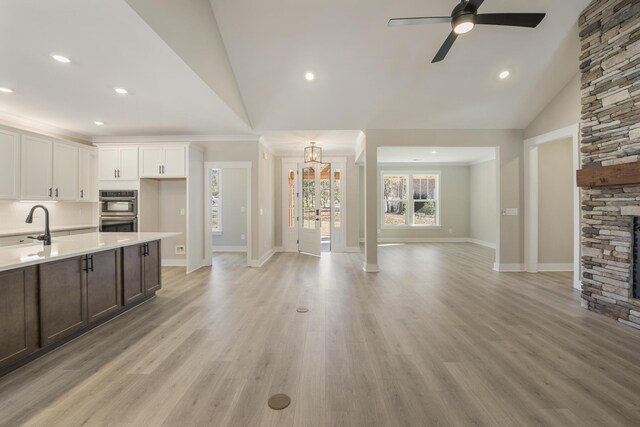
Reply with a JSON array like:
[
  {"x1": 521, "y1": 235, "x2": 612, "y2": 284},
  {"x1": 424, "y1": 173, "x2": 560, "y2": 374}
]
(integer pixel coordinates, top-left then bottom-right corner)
[
  {"x1": 502, "y1": 208, "x2": 518, "y2": 216},
  {"x1": 175, "y1": 245, "x2": 185, "y2": 255}
]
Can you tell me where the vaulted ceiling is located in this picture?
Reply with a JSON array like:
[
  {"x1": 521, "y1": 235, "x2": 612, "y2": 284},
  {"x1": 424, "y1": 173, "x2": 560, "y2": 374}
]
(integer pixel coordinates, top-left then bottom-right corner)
[{"x1": 0, "y1": 0, "x2": 589, "y2": 143}]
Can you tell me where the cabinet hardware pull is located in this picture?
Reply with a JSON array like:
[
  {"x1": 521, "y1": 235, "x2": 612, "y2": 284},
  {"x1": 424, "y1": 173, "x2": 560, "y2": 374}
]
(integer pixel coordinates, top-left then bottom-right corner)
[
  {"x1": 114, "y1": 169, "x2": 117, "y2": 178},
  {"x1": 159, "y1": 165, "x2": 161, "y2": 174},
  {"x1": 80, "y1": 189, "x2": 84, "y2": 198},
  {"x1": 89, "y1": 255, "x2": 94, "y2": 272},
  {"x1": 55, "y1": 188, "x2": 59, "y2": 198},
  {"x1": 117, "y1": 169, "x2": 120, "y2": 178},
  {"x1": 82, "y1": 255, "x2": 88, "y2": 272},
  {"x1": 162, "y1": 165, "x2": 165, "y2": 174},
  {"x1": 48, "y1": 188, "x2": 52, "y2": 197}
]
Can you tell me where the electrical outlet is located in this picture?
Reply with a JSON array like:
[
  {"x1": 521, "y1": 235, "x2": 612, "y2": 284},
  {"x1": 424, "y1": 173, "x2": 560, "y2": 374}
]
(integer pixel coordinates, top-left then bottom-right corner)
[
  {"x1": 175, "y1": 245, "x2": 185, "y2": 255},
  {"x1": 241, "y1": 234, "x2": 246, "y2": 241},
  {"x1": 180, "y1": 208, "x2": 185, "y2": 216}
]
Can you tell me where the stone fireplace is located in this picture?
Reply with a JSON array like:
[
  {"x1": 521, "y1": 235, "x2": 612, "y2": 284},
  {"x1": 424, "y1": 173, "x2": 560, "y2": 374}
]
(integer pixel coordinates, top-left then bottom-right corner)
[{"x1": 578, "y1": 0, "x2": 640, "y2": 328}]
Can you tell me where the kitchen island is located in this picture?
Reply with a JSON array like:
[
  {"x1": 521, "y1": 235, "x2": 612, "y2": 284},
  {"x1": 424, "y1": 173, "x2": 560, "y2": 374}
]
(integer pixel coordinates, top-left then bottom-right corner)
[{"x1": 0, "y1": 232, "x2": 179, "y2": 376}]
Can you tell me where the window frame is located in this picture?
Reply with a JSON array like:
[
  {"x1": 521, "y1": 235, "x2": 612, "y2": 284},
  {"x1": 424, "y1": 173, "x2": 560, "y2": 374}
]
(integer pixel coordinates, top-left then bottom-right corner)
[
  {"x1": 210, "y1": 168, "x2": 222, "y2": 236},
  {"x1": 380, "y1": 170, "x2": 442, "y2": 229}
]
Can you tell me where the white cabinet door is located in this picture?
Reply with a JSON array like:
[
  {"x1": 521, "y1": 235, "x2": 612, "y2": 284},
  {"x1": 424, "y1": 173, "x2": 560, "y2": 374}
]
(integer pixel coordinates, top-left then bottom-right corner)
[
  {"x1": 139, "y1": 147, "x2": 163, "y2": 178},
  {"x1": 0, "y1": 130, "x2": 20, "y2": 199},
  {"x1": 21, "y1": 135, "x2": 53, "y2": 200},
  {"x1": 79, "y1": 148, "x2": 97, "y2": 202},
  {"x1": 53, "y1": 143, "x2": 78, "y2": 201},
  {"x1": 163, "y1": 147, "x2": 186, "y2": 177},
  {"x1": 99, "y1": 147, "x2": 119, "y2": 181},
  {"x1": 118, "y1": 147, "x2": 138, "y2": 180}
]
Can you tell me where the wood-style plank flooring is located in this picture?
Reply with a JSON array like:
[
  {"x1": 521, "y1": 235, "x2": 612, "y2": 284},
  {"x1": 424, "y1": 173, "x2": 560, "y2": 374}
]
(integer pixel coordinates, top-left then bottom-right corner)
[{"x1": 1, "y1": 243, "x2": 640, "y2": 426}]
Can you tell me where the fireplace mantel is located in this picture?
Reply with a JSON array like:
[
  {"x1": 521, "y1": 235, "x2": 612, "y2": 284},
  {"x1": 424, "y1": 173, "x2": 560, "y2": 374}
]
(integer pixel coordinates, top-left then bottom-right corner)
[{"x1": 577, "y1": 161, "x2": 640, "y2": 188}]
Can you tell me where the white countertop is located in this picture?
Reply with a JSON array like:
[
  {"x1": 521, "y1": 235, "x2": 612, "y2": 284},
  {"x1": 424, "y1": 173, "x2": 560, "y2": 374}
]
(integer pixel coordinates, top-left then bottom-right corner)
[
  {"x1": 0, "y1": 224, "x2": 98, "y2": 237},
  {"x1": 0, "y1": 232, "x2": 180, "y2": 272}
]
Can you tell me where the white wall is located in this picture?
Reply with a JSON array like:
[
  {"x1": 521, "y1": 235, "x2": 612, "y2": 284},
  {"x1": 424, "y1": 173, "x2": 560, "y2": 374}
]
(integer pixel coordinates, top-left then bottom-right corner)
[
  {"x1": 538, "y1": 138, "x2": 574, "y2": 265},
  {"x1": 158, "y1": 179, "x2": 187, "y2": 263},
  {"x1": 0, "y1": 201, "x2": 98, "y2": 234},
  {"x1": 212, "y1": 168, "x2": 247, "y2": 249},
  {"x1": 469, "y1": 159, "x2": 497, "y2": 245},
  {"x1": 187, "y1": 146, "x2": 205, "y2": 272},
  {"x1": 258, "y1": 143, "x2": 275, "y2": 260}
]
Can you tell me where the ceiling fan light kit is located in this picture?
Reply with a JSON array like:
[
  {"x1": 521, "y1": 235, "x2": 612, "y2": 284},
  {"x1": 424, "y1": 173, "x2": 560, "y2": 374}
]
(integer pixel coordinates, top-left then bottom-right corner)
[{"x1": 388, "y1": 0, "x2": 546, "y2": 63}]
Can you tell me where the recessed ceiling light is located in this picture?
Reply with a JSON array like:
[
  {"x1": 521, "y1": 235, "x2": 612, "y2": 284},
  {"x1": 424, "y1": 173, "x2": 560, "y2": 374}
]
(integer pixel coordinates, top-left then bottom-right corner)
[
  {"x1": 0, "y1": 87, "x2": 14, "y2": 93},
  {"x1": 51, "y1": 54, "x2": 71, "y2": 63},
  {"x1": 94, "y1": 121, "x2": 105, "y2": 126},
  {"x1": 114, "y1": 87, "x2": 128, "y2": 94},
  {"x1": 432, "y1": 150, "x2": 438, "y2": 154},
  {"x1": 499, "y1": 70, "x2": 510, "y2": 80},
  {"x1": 305, "y1": 72, "x2": 315, "y2": 81}
]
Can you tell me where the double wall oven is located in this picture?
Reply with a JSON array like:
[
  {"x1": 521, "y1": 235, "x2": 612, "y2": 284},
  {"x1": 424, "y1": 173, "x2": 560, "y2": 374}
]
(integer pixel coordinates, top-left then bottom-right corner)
[{"x1": 99, "y1": 190, "x2": 138, "y2": 232}]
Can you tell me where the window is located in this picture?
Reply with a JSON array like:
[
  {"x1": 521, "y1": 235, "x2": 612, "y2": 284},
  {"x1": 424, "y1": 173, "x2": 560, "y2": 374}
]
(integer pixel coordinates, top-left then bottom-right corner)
[
  {"x1": 333, "y1": 168, "x2": 341, "y2": 228},
  {"x1": 382, "y1": 172, "x2": 440, "y2": 227},
  {"x1": 210, "y1": 168, "x2": 221, "y2": 234},
  {"x1": 287, "y1": 170, "x2": 295, "y2": 228}
]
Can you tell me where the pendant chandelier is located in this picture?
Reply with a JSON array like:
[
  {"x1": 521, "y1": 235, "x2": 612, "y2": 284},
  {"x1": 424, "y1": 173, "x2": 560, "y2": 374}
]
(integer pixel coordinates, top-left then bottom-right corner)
[{"x1": 304, "y1": 141, "x2": 322, "y2": 163}]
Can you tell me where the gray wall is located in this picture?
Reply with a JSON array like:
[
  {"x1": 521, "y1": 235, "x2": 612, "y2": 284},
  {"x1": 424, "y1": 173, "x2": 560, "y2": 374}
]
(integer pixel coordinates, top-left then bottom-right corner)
[
  {"x1": 362, "y1": 164, "x2": 471, "y2": 240},
  {"x1": 212, "y1": 168, "x2": 247, "y2": 248},
  {"x1": 525, "y1": 73, "x2": 580, "y2": 139},
  {"x1": 469, "y1": 160, "x2": 497, "y2": 245},
  {"x1": 538, "y1": 138, "x2": 574, "y2": 264}
]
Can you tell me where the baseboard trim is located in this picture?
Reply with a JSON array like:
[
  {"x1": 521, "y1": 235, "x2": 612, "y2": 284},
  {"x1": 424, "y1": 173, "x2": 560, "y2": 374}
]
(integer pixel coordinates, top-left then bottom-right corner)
[
  {"x1": 212, "y1": 246, "x2": 247, "y2": 253},
  {"x1": 359, "y1": 237, "x2": 496, "y2": 247},
  {"x1": 467, "y1": 238, "x2": 496, "y2": 249},
  {"x1": 162, "y1": 259, "x2": 186, "y2": 267},
  {"x1": 363, "y1": 263, "x2": 379, "y2": 273},
  {"x1": 249, "y1": 247, "x2": 278, "y2": 268},
  {"x1": 538, "y1": 263, "x2": 574, "y2": 272},
  {"x1": 493, "y1": 263, "x2": 524, "y2": 272}
]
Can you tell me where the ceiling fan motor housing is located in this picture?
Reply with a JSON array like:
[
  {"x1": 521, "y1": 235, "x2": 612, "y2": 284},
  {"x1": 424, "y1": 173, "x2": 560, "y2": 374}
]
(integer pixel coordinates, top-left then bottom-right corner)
[{"x1": 451, "y1": 1, "x2": 477, "y2": 32}]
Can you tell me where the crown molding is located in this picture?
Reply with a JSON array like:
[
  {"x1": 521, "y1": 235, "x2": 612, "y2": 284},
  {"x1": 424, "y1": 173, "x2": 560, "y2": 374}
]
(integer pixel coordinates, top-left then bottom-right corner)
[
  {"x1": 92, "y1": 134, "x2": 261, "y2": 143},
  {"x1": 0, "y1": 111, "x2": 91, "y2": 144}
]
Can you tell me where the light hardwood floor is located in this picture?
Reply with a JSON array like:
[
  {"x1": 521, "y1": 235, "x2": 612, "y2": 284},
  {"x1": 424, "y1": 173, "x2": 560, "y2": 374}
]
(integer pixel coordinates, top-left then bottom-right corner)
[{"x1": 2, "y1": 243, "x2": 640, "y2": 426}]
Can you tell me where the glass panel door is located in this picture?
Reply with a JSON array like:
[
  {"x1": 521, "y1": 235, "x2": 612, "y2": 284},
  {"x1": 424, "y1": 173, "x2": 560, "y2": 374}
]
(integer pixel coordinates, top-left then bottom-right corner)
[{"x1": 298, "y1": 165, "x2": 321, "y2": 256}]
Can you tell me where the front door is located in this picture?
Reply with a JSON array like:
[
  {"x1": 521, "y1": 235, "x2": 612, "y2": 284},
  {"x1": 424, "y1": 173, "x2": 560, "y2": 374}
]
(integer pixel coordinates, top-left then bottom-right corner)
[{"x1": 298, "y1": 164, "x2": 321, "y2": 256}]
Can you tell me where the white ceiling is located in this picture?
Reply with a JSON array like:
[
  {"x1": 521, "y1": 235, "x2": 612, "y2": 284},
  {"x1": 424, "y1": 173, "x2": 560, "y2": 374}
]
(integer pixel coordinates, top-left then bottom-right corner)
[
  {"x1": 210, "y1": 0, "x2": 588, "y2": 131},
  {"x1": 0, "y1": 0, "x2": 251, "y2": 139},
  {"x1": 378, "y1": 146, "x2": 496, "y2": 164},
  {"x1": 0, "y1": 0, "x2": 589, "y2": 147}
]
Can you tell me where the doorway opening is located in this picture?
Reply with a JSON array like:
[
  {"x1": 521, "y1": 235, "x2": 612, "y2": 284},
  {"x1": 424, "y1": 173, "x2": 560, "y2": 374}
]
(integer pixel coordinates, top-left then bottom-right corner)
[{"x1": 281, "y1": 157, "x2": 346, "y2": 255}]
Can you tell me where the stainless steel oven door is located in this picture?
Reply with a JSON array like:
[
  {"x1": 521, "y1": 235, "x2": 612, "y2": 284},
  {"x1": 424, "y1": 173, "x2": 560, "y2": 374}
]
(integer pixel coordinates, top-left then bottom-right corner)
[
  {"x1": 100, "y1": 200, "x2": 137, "y2": 216},
  {"x1": 99, "y1": 216, "x2": 138, "y2": 233}
]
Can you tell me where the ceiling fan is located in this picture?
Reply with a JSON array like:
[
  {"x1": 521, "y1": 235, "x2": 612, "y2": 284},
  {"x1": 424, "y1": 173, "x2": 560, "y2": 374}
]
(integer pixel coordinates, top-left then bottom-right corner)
[{"x1": 388, "y1": 0, "x2": 546, "y2": 63}]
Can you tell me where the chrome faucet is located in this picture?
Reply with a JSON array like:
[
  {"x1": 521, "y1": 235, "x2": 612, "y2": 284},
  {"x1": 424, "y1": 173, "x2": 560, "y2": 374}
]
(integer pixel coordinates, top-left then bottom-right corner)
[{"x1": 25, "y1": 205, "x2": 51, "y2": 246}]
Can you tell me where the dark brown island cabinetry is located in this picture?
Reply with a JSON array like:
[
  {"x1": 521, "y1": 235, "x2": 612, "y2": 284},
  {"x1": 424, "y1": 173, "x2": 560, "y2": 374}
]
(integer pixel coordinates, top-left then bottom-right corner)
[
  {"x1": 122, "y1": 241, "x2": 161, "y2": 306},
  {"x1": 0, "y1": 267, "x2": 39, "y2": 371},
  {"x1": 0, "y1": 240, "x2": 162, "y2": 375}
]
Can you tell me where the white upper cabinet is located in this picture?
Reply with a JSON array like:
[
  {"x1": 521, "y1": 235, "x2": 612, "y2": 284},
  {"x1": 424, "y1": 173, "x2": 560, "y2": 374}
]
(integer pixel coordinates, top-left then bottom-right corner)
[
  {"x1": 53, "y1": 143, "x2": 79, "y2": 201},
  {"x1": 21, "y1": 135, "x2": 53, "y2": 200},
  {"x1": 0, "y1": 130, "x2": 20, "y2": 199},
  {"x1": 98, "y1": 146, "x2": 139, "y2": 181},
  {"x1": 163, "y1": 147, "x2": 186, "y2": 177},
  {"x1": 79, "y1": 148, "x2": 97, "y2": 202},
  {"x1": 139, "y1": 146, "x2": 186, "y2": 178}
]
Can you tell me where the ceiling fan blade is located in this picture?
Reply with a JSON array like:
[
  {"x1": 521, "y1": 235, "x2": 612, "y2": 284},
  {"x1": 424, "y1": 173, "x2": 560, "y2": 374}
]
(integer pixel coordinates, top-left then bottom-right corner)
[
  {"x1": 388, "y1": 17, "x2": 451, "y2": 27},
  {"x1": 466, "y1": 0, "x2": 485, "y2": 11},
  {"x1": 432, "y1": 31, "x2": 458, "y2": 63},
  {"x1": 476, "y1": 13, "x2": 546, "y2": 28}
]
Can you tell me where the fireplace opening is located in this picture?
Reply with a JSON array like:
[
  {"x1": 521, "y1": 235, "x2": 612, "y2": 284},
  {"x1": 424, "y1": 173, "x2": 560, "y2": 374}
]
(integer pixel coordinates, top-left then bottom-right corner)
[{"x1": 635, "y1": 217, "x2": 640, "y2": 299}]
